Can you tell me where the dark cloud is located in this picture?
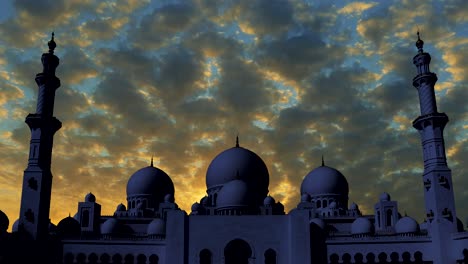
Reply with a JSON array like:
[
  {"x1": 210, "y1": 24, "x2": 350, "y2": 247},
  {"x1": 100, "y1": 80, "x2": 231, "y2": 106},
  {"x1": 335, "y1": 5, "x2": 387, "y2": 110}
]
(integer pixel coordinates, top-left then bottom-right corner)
[
  {"x1": 175, "y1": 98, "x2": 226, "y2": 124},
  {"x1": 184, "y1": 31, "x2": 243, "y2": 58},
  {"x1": 80, "y1": 18, "x2": 120, "y2": 40},
  {"x1": 54, "y1": 87, "x2": 91, "y2": 121},
  {"x1": 367, "y1": 80, "x2": 414, "y2": 116},
  {"x1": 93, "y1": 73, "x2": 173, "y2": 137},
  {"x1": 58, "y1": 47, "x2": 98, "y2": 85},
  {"x1": 216, "y1": 56, "x2": 271, "y2": 114},
  {"x1": 156, "y1": 47, "x2": 204, "y2": 104},
  {"x1": 96, "y1": 47, "x2": 157, "y2": 85},
  {"x1": 14, "y1": 0, "x2": 66, "y2": 20},
  {"x1": 131, "y1": 2, "x2": 198, "y2": 49},
  {"x1": 443, "y1": 0, "x2": 468, "y2": 25},
  {"x1": 237, "y1": 0, "x2": 294, "y2": 36},
  {"x1": 257, "y1": 33, "x2": 345, "y2": 80}
]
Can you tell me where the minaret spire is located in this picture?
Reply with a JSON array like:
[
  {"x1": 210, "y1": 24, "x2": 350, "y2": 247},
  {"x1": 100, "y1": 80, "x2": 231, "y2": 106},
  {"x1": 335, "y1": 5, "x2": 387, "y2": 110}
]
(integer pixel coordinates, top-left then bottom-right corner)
[
  {"x1": 150, "y1": 155, "x2": 154, "y2": 167},
  {"x1": 18, "y1": 33, "x2": 62, "y2": 240},
  {"x1": 321, "y1": 155, "x2": 325, "y2": 166},
  {"x1": 416, "y1": 31, "x2": 424, "y2": 53},
  {"x1": 48, "y1": 32, "x2": 56, "y2": 54},
  {"x1": 236, "y1": 134, "x2": 239, "y2": 147},
  {"x1": 411, "y1": 31, "x2": 457, "y2": 262}
]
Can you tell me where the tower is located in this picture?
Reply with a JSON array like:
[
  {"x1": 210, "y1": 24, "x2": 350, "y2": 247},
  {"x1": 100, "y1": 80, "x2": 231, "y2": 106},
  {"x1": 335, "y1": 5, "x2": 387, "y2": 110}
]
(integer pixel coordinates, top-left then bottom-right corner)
[
  {"x1": 412, "y1": 32, "x2": 457, "y2": 261},
  {"x1": 18, "y1": 33, "x2": 62, "y2": 240}
]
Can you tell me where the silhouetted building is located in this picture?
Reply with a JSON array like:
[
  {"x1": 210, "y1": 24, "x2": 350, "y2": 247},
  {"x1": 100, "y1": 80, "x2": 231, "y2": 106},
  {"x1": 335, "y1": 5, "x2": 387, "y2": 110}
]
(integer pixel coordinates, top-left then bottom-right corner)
[{"x1": 0, "y1": 32, "x2": 467, "y2": 263}]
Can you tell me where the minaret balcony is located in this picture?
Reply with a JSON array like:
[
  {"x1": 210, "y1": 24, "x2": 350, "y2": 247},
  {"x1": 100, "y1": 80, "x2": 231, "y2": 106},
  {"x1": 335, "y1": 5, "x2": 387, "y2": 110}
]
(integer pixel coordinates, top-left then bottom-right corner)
[
  {"x1": 25, "y1": 114, "x2": 62, "y2": 133},
  {"x1": 412, "y1": 72, "x2": 437, "y2": 87},
  {"x1": 412, "y1": 112, "x2": 448, "y2": 130}
]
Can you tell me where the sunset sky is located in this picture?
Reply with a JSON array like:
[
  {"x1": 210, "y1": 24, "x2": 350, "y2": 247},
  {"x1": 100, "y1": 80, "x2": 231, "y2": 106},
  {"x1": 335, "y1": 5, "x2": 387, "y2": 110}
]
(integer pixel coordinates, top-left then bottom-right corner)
[{"x1": 0, "y1": 0, "x2": 466, "y2": 231}]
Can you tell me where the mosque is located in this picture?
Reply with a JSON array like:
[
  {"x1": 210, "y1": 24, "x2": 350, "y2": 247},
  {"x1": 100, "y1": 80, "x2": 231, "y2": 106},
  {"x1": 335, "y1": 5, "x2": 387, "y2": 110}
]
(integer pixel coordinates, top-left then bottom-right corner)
[{"x1": 0, "y1": 32, "x2": 467, "y2": 264}]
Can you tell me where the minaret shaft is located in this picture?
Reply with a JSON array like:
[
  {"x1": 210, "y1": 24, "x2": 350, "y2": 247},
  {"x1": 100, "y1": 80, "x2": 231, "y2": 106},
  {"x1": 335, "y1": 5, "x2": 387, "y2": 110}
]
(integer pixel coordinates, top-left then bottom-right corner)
[
  {"x1": 412, "y1": 32, "x2": 457, "y2": 262},
  {"x1": 413, "y1": 32, "x2": 457, "y2": 263},
  {"x1": 18, "y1": 34, "x2": 61, "y2": 240}
]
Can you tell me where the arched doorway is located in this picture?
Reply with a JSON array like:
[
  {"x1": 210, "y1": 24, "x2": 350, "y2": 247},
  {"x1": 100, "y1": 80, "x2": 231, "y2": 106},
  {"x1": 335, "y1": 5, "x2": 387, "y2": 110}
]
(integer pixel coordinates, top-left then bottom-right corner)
[
  {"x1": 224, "y1": 239, "x2": 252, "y2": 264},
  {"x1": 200, "y1": 249, "x2": 212, "y2": 264},
  {"x1": 264, "y1": 248, "x2": 276, "y2": 264}
]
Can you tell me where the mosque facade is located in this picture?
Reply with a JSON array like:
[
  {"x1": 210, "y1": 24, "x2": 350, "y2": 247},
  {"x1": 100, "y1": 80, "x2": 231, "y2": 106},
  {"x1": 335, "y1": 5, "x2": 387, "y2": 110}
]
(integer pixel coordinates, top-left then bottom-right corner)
[{"x1": 0, "y1": 33, "x2": 467, "y2": 264}]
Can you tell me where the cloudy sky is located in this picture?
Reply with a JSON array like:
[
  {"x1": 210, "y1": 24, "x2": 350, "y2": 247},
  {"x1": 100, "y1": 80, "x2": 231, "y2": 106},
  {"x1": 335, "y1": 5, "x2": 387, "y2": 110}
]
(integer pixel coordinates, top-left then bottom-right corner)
[{"x1": 0, "y1": 0, "x2": 466, "y2": 230}]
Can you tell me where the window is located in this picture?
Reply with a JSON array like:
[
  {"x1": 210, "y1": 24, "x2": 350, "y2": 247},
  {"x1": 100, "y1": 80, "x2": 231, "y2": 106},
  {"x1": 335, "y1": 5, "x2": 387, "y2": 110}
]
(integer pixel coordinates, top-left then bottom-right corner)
[
  {"x1": 386, "y1": 209, "x2": 392, "y2": 227},
  {"x1": 100, "y1": 254, "x2": 110, "y2": 264},
  {"x1": 377, "y1": 211, "x2": 381, "y2": 227},
  {"x1": 149, "y1": 254, "x2": 159, "y2": 264},
  {"x1": 124, "y1": 254, "x2": 134, "y2": 264},
  {"x1": 81, "y1": 210, "x2": 89, "y2": 228},
  {"x1": 88, "y1": 253, "x2": 98, "y2": 264},
  {"x1": 64, "y1": 253, "x2": 74, "y2": 264},
  {"x1": 137, "y1": 254, "x2": 146, "y2": 264}
]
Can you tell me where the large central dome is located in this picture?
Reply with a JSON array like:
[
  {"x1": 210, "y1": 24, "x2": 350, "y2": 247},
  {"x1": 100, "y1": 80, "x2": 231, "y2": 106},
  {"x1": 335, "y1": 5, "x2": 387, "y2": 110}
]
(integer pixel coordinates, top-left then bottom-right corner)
[{"x1": 206, "y1": 145, "x2": 269, "y2": 196}]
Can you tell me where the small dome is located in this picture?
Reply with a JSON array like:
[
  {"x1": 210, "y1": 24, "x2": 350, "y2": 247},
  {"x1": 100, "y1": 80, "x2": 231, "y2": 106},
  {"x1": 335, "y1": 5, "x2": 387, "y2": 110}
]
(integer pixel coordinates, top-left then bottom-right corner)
[
  {"x1": 191, "y1": 202, "x2": 200, "y2": 212},
  {"x1": 85, "y1": 192, "x2": 96, "y2": 203},
  {"x1": 216, "y1": 180, "x2": 251, "y2": 208},
  {"x1": 379, "y1": 192, "x2": 391, "y2": 201},
  {"x1": 101, "y1": 218, "x2": 119, "y2": 235},
  {"x1": 395, "y1": 217, "x2": 419, "y2": 234},
  {"x1": 147, "y1": 218, "x2": 166, "y2": 236},
  {"x1": 12, "y1": 219, "x2": 19, "y2": 232},
  {"x1": 264, "y1": 196, "x2": 275, "y2": 206},
  {"x1": 164, "y1": 193, "x2": 174, "y2": 203},
  {"x1": 350, "y1": 202, "x2": 359, "y2": 210},
  {"x1": 57, "y1": 216, "x2": 81, "y2": 237},
  {"x1": 206, "y1": 146, "x2": 269, "y2": 197},
  {"x1": 200, "y1": 196, "x2": 208, "y2": 206},
  {"x1": 0, "y1": 210, "x2": 9, "y2": 232},
  {"x1": 351, "y1": 217, "x2": 374, "y2": 235},
  {"x1": 116, "y1": 203, "x2": 126, "y2": 212},
  {"x1": 310, "y1": 218, "x2": 326, "y2": 229},
  {"x1": 301, "y1": 165, "x2": 349, "y2": 197},
  {"x1": 328, "y1": 202, "x2": 337, "y2": 209},
  {"x1": 301, "y1": 193, "x2": 311, "y2": 202},
  {"x1": 126, "y1": 166, "x2": 175, "y2": 204}
]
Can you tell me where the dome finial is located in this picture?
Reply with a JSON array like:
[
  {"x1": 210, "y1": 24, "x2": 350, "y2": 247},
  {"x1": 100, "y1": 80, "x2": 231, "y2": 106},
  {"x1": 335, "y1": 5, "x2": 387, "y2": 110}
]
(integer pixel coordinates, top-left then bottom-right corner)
[
  {"x1": 416, "y1": 28, "x2": 424, "y2": 53},
  {"x1": 321, "y1": 155, "x2": 325, "y2": 166},
  {"x1": 48, "y1": 32, "x2": 56, "y2": 54},
  {"x1": 150, "y1": 155, "x2": 154, "y2": 167},
  {"x1": 236, "y1": 134, "x2": 239, "y2": 147}
]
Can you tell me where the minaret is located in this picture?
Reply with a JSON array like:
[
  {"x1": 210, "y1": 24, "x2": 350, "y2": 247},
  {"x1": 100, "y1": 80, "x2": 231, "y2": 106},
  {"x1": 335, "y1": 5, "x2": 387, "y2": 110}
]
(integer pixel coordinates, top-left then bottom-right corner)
[
  {"x1": 412, "y1": 32, "x2": 457, "y2": 261},
  {"x1": 18, "y1": 33, "x2": 62, "y2": 240}
]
